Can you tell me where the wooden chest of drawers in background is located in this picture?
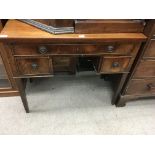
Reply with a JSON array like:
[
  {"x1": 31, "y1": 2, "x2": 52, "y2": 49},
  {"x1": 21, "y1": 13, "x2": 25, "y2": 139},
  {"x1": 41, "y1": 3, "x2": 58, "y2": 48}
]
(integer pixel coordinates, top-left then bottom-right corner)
[{"x1": 117, "y1": 20, "x2": 155, "y2": 106}]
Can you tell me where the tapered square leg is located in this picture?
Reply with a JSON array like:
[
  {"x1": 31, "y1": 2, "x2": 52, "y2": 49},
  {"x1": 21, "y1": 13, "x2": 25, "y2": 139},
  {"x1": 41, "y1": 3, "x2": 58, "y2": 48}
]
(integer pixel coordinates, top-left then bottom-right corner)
[
  {"x1": 15, "y1": 78, "x2": 29, "y2": 113},
  {"x1": 111, "y1": 73, "x2": 128, "y2": 105},
  {"x1": 115, "y1": 95, "x2": 126, "y2": 107}
]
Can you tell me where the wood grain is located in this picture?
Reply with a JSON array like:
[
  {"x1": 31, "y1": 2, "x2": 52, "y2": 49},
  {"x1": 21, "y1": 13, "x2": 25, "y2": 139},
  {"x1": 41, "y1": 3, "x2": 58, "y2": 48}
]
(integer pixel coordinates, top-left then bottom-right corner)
[
  {"x1": 12, "y1": 42, "x2": 140, "y2": 56},
  {"x1": 0, "y1": 20, "x2": 147, "y2": 43},
  {"x1": 75, "y1": 19, "x2": 145, "y2": 33},
  {"x1": 126, "y1": 78, "x2": 155, "y2": 95},
  {"x1": 15, "y1": 57, "x2": 53, "y2": 76},
  {"x1": 0, "y1": 20, "x2": 19, "y2": 96},
  {"x1": 99, "y1": 56, "x2": 131, "y2": 73},
  {"x1": 143, "y1": 40, "x2": 155, "y2": 57},
  {"x1": 134, "y1": 60, "x2": 155, "y2": 78}
]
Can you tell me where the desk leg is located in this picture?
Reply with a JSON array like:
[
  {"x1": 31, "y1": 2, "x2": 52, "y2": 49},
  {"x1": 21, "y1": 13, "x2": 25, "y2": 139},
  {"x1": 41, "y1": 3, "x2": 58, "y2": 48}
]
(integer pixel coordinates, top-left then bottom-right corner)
[
  {"x1": 112, "y1": 73, "x2": 128, "y2": 106},
  {"x1": 115, "y1": 95, "x2": 126, "y2": 107},
  {"x1": 15, "y1": 78, "x2": 29, "y2": 113}
]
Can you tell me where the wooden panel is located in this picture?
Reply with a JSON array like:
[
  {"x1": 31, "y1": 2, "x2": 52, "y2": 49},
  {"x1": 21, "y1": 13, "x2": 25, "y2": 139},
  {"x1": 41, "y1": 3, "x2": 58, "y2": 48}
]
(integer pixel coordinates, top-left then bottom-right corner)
[
  {"x1": 0, "y1": 20, "x2": 147, "y2": 43},
  {"x1": 0, "y1": 20, "x2": 19, "y2": 96},
  {"x1": 99, "y1": 56, "x2": 131, "y2": 73},
  {"x1": 143, "y1": 40, "x2": 155, "y2": 57},
  {"x1": 126, "y1": 78, "x2": 155, "y2": 95},
  {"x1": 0, "y1": 55, "x2": 10, "y2": 80},
  {"x1": 15, "y1": 57, "x2": 53, "y2": 76},
  {"x1": 0, "y1": 21, "x2": 11, "y2": 87},
  {"x1": 53, "y1": 56, "x2": 76, "y2": 73},
  {"x1": 134, "y1": 60, "x2": 155, "y2": 78},
  {"x1": 75, "y1": 20, "x2": 145, "y2": 33},
  {"x1": 0, "y1": 90, "x2": 19, "y2": 97}
]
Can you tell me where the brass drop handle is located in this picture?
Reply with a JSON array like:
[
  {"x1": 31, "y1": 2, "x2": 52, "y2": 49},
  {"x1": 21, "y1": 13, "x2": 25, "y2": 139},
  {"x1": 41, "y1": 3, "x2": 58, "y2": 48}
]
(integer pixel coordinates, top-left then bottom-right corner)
[
  {"x1": 147, "y1": 83, "x2": 155, "y2": 91},
  {"x1": 107, "y1": 45, "x2": 114, "y2": 52},
  {"x1": 38, "y1": 46, "x2": 48, "y2": 54},
  {"x1": 112, "y1": 62, "x2": 120, "y2": 68},
  {"x1": 31, "y1": 63, "x2": 38, "y2": 70}
]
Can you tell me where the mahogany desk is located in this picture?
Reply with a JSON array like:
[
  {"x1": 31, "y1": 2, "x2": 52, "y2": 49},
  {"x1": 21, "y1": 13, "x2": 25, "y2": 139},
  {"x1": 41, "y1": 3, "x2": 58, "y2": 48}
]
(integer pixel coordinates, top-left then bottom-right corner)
[{"x1": 0, "y1": 20, "x2": 146, "y2": 112}]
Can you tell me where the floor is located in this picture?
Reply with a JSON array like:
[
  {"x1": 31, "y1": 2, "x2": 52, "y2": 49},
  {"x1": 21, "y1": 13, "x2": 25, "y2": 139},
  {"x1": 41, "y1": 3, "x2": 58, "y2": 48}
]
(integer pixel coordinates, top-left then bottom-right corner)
[{"x1": 0, "y1": 74, "x2": 155, "y2": 134}]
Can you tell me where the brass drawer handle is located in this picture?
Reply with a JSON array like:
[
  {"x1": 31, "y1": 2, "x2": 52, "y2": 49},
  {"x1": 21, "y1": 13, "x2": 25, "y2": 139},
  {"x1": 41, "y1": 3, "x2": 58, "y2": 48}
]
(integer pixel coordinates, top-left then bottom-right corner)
[
  {"x1": 107, "y1": 45, "x2": 114, "y2": 53},
  {"x1": 31, "y1": 63, "x2": 39, "y2": 70},
  {"x1": 112, "y1": 62, "x2": 120, "y2": 68},
  {"x1": 38, "y1": 46, "x2": 48, "y2": 54}
]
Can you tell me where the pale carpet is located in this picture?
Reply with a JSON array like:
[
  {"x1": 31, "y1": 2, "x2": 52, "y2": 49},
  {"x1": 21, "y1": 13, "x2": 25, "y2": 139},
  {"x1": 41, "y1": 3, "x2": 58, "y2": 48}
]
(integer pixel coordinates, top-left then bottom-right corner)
[{"x1": 0, "y1": 74, "x2": 155, "y2": 134}]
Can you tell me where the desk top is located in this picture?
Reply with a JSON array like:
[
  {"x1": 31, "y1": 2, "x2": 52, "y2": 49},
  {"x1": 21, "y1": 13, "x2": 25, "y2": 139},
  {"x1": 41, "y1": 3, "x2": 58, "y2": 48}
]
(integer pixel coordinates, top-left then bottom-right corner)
[{"x1": 0, "y1": 20, "x2": 147, "y2": 43}]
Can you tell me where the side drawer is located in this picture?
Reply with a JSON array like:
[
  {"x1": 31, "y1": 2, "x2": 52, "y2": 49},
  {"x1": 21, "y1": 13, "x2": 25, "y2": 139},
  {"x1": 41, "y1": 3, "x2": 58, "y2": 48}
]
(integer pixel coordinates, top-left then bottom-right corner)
[
  {"x1": 15, "y1": 57, "x2": 53, "y2": 76},
  {"x1": 99, "y1": 56, "x2": 131, "y2": 73},
  {"x1": 134, "y1": 59, "x2": 155, "y2": 78},
  {"x1": 126, "y1": 78, "x2": 155, "y2": 95},
  {"x1": 52, "y1": 56, "x2": 76, "y2": 73}
]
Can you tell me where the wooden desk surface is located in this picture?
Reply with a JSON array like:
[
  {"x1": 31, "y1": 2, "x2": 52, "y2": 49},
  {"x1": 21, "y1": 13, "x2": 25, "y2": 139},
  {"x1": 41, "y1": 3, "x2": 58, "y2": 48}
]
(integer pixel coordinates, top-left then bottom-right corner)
[{"x1": 0, "y1": 20, "x2": 147, "y2": 43}]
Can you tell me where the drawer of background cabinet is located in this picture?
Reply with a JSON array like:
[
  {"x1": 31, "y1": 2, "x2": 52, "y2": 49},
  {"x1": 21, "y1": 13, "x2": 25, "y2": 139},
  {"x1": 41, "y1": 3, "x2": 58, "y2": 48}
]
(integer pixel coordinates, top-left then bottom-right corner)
[
  {"x1": 79, "y1": 42, "x2": 140, "y2": 56},
  {"x1": 15, "y1": 57, "x2": 53, "y2": 76},
  {"x1": 134, "y1": 59, "x2": 155, "y2": 78},
  {"x1": 12, "y1": 44, "x2": 77, "y2": 56},
  {"x1": 126, "y1": 78, "x2": 155, "y2": 95},
  {"x1": 99, "y1": 56, "x2": 132, "y2": 73},
  {"x1": 52, "y1": 56, "x2": 76, "y2": 72},
  {"x1": 75, "y1": 20, "x2": 145, "y2": 33},
  {"x1": 143, "y1": 40, "x2": 155, "y2": 57}
]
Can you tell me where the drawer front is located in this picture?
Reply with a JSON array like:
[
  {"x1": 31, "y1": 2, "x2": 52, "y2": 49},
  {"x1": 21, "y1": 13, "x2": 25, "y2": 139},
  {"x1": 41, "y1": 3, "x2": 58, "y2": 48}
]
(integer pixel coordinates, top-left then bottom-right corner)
[
  {"x1": 12, "y1": 43, "x2": 140, "y2": 56},
  {"x1": 53, "y1": 56, "x2": 76, "y2": 72},
  {"x1": 12, "y1": 44, "x2": 77, "y2": 56},
  {"x1": 134, "y1": 60, "x2": 155, "y2": 78},
  {"x1": 143, "y1": 40, "x2": 155, "y2": 57},
  {"x1": 79, "y1": 43, "x2": 140, "y2": 56},
  {"x1": 15, "y1": 57, "x2": 53, "y2": 76},
  {"x1": 75, "y1": 20, "x2": 145, "y2": 33},
  {"x1": 99, "y1": 56, "x2": 131, "y2": 73},
  {"x1": 126, "y1": 79, "x2": 155, "y2": 95}
]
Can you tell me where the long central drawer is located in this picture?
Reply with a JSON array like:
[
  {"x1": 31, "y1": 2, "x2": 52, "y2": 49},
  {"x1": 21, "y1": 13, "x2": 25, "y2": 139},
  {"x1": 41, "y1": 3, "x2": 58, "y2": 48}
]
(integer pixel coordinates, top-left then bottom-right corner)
[{"x1": 11, "y1": 43, "x2": 140, "y2": 56}]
